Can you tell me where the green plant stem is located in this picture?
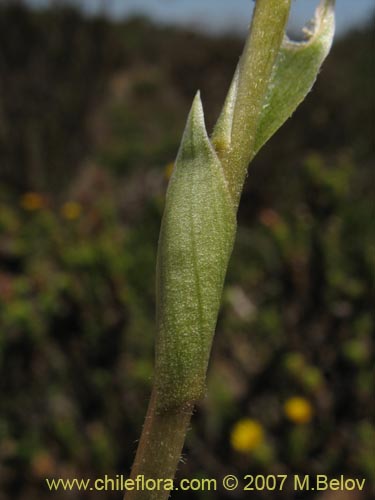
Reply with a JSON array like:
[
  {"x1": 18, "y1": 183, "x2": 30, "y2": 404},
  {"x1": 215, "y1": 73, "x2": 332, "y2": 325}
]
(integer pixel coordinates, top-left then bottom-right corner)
[
  {"x1": 125, "y1": 2, "x2": 293, "y2": 499},
  {"x1": 125, "y1": 389, "x2": 193, "y2": 500},
  {"x1": 222, "y1": 0, "x2": 291, "y2": 206}
]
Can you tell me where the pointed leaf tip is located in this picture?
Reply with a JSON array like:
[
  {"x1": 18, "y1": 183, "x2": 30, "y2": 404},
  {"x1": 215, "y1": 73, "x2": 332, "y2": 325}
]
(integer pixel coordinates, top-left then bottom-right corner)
[
  {"x1": 189, "y1": 90, "x2": 205, "y2": 132},
  {"x1": 180, "y1": 92, "x2": 207, "y2": 145},
  {"x1": 211, "y1": 67, "x2": 240, "y2": 156},
  {"x1": 174, "y1": 91, "x2": 222, "y2": 172}
]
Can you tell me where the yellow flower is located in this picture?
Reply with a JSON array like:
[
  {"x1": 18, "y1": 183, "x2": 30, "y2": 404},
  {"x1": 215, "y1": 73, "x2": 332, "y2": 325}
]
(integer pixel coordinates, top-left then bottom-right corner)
[
  {"x1": 284, "y1": 397, "x2": 313, "y2": 424},
  {"x1": 230, "y1": 418, "x2": 264, "y2": 453},
  {"x1": 20, "y1": 192, "x2": 45, "y2": 211},
  {"x1": 164, "y1": 162, "x2": 175, "y2": 180},
  {"x1": 61, "y1": 201, "x2": 82, "y2": 220}
]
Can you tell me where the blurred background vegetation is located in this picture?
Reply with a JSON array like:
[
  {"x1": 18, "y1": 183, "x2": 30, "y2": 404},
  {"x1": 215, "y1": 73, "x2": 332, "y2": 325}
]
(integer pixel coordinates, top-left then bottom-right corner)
[{"x1": 0, "y1": 1, "x2": 374, "y2": 499}]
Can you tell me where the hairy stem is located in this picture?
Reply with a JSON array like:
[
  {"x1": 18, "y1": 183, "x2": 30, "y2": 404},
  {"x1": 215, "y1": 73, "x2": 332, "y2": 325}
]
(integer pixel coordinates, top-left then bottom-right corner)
[
  {"x1": 125, "y1": 389, "x2": 194, "y2": 500},
  {"x1": 125, "y1": 2, "x2": 293, "y2": 499},
  {"x1": 222, "y1": 0, "x2": 291, "y2": 206}
]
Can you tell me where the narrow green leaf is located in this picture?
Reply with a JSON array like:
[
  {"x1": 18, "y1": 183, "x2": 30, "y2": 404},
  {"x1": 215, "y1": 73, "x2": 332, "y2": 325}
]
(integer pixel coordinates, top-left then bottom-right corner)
[
  {"x1": 155, "y1": 93, "x2": 236, "y2": 411},
  {"x1": 210, "y1": 0, "x2": 292, "y2": 206},
  {"x1": 211, "y1": 66, "x2": 239, "y2": 159},
  {"x1": 212, "y1": 0, "x2": 335, "y2": 168},
  {"x1": 254, "y1": 0, "x2": 335, "y2": 154}
]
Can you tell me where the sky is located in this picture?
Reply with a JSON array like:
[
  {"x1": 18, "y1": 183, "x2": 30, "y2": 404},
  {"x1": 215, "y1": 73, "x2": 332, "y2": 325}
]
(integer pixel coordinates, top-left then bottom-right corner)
[{"x1": 26, "y1": 1, "x2": 374, "y2": 37}]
